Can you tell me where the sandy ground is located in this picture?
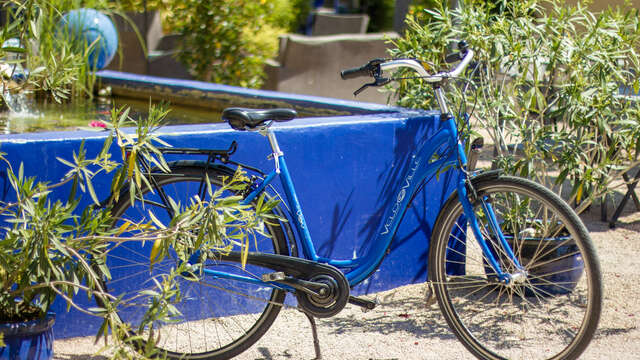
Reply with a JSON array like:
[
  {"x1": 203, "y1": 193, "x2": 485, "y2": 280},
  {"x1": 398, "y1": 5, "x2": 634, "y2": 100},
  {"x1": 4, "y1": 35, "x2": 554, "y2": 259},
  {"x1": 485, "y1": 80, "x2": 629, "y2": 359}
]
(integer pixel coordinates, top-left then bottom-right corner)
[{"x1": 53, "y1": 197, "x2": 640, "y2": 360}]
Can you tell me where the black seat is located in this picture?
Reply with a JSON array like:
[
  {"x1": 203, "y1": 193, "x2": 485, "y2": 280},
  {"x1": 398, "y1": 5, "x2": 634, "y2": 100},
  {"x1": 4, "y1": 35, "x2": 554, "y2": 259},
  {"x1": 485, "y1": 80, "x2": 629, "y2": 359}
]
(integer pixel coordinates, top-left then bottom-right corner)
[{"x1": 222, "y1": 108, "x2": 297, "y2": 131}]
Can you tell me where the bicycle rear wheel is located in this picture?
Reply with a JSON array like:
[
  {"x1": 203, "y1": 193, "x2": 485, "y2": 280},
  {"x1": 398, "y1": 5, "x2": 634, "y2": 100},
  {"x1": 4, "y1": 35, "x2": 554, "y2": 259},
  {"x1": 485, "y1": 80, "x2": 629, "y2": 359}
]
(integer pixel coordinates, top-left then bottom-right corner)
[
  {"x1": 429, "y1": 175, "x2": 601, "y2": 360},
  {"x1": 101, "y1": 163, "x2": 290, "y2": 360}
]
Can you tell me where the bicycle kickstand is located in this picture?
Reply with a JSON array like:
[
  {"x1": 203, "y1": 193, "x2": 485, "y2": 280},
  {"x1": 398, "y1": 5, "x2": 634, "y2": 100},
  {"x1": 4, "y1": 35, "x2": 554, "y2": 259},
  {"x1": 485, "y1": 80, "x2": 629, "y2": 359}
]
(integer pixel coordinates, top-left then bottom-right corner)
[
  {"x1": 302, "y1": 311, "x2": 323, "y2": 359},
  {"x1": 425, "y1": 282, "x2": 437, "y2": 307}
]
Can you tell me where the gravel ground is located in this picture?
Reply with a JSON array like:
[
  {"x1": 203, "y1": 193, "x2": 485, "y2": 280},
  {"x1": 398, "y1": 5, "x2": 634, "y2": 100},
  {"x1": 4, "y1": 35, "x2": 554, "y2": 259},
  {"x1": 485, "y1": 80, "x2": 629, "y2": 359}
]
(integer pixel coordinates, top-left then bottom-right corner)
[{"x1": 53, "y1": 200, "x2": 640, "y2": 360}]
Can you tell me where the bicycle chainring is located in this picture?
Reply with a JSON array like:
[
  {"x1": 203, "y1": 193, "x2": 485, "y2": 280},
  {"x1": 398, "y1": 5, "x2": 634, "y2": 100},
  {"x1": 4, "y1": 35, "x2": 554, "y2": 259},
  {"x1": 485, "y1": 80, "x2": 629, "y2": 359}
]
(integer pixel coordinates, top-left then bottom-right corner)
[{"x1": 296, "y1": 271, "x2": 350, "y2": 318}]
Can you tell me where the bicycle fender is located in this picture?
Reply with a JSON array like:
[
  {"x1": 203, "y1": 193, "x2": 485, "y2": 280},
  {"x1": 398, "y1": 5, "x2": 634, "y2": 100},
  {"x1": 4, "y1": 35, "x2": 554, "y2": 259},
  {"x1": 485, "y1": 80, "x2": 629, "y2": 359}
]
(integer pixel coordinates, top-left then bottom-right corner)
[
  {"x1": 468, "y1": 169, "x2": 503, "y2": 184},
  {"x1": 435, "y1": 169, "x2": 503, "y2": 215}
]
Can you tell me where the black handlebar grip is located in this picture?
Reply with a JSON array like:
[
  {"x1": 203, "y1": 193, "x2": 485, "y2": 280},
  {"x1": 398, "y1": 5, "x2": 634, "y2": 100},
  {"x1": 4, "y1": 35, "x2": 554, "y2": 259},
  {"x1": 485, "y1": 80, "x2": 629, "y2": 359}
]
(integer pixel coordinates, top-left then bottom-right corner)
[
  {"x1": 444, "y1": 40, "x2": 471, "y2": 64},
  {"x1": 458, "y1": 40, "x2": 469, "y2": 54},
  {"x1": 341, "y1": 64, "x2": 369, "y2": 80}
]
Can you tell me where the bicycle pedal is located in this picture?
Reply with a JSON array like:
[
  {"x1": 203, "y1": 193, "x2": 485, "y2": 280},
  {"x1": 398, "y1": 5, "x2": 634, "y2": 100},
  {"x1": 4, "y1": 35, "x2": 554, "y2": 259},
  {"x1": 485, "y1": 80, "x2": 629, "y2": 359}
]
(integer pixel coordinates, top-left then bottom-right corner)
[
  {"x1": 348, "y1": 295, "x2": 377, "y2": 312},
  {"x1": 262, "y1": 272, "x2": 286, "y2": 282}
]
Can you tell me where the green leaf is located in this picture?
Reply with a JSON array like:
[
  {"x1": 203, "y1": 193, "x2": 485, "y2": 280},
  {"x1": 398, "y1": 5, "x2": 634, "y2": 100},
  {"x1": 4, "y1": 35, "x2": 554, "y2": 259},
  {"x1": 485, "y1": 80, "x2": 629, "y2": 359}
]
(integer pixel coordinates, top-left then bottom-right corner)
[
  {"x1": 56, "y1": 157, "x2": 75, "y2": 168},
  {"x1": 148, "y1": 210, "x2": 167, "y2": 230},
  {"x1": 2, "y1": 46, "x2": 25, "y2": 53},
  {"x1": 150, "y1": 238, "x2": 163, "y2": 265},
  {"x1": 94, "y1": 320, "x2": 109, "y2": 344},
  {"x1": 575, "y1": 180, "x2": 584, "y2": 204},
  {"x1": 99, "y1": 135, "x2": 113, "y2": 160},
  {"x1": 29, "y1": 66, "x2": 46, "y2": 75},
  {"x1": 85, "y1": 177, "x2": 99, "y2": 205},
  {"x1": 118, "y1": 107, "x2": 131, "y2": 126},
  {"x1": 30, "y1": 19, "x2": 39, "y2": 40},
  {"x1": 127, "y1": 149, "x2": 136, "y2": 180},
  {"x1": 255, "y1": 193, "x2": 264, "y2": 213},
  {"x1": 139, "y1": 289, "x2": 160, "y2": 297}
]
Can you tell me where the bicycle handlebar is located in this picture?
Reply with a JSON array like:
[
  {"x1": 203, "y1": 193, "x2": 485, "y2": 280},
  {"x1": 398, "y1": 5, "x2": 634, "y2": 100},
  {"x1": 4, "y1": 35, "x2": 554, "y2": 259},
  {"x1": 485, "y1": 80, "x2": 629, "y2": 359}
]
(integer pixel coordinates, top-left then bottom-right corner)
[
  {"x1": 379, "y1": 47, "x2": 474, "y2": 82},
  {"x1": 340, "y1": 41, "x2": 474, "y2": 95}
]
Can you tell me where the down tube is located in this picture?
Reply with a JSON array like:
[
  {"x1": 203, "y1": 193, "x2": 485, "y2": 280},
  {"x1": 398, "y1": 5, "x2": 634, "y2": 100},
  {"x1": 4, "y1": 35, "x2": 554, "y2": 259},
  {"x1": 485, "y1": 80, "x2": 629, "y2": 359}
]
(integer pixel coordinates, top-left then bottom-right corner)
[{"x1": 344, "y1": 127, "x2": 459, "y2": 285}]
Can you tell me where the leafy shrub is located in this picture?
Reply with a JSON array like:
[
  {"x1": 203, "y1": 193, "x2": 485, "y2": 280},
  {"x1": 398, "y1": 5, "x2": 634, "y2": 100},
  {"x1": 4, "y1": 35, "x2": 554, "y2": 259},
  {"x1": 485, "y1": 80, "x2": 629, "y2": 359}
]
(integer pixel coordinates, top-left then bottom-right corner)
[
  {"x1": 408, "y1": 0, "x2": 449, "y2": 22},
  {"x1": 390, "y1": 0, "x2": 640, "y2": 212},
  {"x1": 120, "y1": 0, "x2": 310, "y2": 88}
]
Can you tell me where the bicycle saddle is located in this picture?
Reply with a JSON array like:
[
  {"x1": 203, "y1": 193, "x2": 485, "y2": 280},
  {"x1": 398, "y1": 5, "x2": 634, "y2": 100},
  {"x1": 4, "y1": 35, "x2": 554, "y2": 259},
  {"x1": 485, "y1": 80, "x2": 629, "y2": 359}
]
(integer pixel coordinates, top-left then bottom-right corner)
[{"x1": 222, "y1": 108, "x2": 297, "y2": 131}]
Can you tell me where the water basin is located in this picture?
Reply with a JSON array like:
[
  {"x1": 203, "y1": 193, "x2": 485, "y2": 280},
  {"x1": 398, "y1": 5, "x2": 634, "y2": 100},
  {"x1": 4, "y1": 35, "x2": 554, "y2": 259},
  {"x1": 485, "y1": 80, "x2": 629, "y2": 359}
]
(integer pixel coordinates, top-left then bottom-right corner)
[{"x1": 0, "y1": 96, "x2": 224, "y2": 134}]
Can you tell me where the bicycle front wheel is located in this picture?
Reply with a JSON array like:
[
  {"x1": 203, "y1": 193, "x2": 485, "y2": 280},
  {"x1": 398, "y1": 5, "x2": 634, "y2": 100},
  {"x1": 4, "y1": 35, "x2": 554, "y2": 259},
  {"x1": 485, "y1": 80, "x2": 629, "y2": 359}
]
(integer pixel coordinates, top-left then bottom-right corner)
[
  {"x1": 101, "y1": 164, "x2": 290, "y2": 360},
  {"x1": 429, "y1": 175, "x2": 602, "y2": 360}
]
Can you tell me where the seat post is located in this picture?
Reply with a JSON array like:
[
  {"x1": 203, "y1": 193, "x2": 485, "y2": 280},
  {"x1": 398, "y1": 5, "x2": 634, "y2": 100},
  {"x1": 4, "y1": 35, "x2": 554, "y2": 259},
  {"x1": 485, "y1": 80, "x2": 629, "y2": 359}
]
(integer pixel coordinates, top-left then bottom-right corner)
[{"x1": 260, "y1": 125, "x2": 284, "y2": 174}]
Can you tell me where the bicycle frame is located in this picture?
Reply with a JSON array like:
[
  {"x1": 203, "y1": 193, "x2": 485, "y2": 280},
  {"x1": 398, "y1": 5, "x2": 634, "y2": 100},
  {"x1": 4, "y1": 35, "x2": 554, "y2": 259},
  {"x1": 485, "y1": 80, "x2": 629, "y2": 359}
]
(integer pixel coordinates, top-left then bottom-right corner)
[
  {"x1": 202, "y1": 54, "x2": 521, "y2": 292},
  {"x1": 252, "y1": 115, "x2": 467, "y2": 286}
]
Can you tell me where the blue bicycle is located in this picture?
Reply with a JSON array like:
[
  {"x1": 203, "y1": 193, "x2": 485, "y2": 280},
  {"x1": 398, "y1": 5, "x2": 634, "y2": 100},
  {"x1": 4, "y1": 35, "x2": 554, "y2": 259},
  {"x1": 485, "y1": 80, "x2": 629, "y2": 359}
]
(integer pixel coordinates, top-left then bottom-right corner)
[{"x1": 101, "y1": 43, "x2": 602, "y2": 360}]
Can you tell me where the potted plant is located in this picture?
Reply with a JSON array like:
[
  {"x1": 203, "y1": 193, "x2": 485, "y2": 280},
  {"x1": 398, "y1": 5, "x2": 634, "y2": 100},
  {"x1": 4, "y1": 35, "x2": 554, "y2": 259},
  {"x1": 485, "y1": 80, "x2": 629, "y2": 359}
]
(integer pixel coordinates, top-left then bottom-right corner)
[
  {"x1": 0, "y1": 105, "x2": 269, "y2": 359},
  {"x1": 0, "y1": 106, "x2": 160, "y2": 358},
  {"x1": 1, "y1": 1, "x2": 274, "y2": 357}
]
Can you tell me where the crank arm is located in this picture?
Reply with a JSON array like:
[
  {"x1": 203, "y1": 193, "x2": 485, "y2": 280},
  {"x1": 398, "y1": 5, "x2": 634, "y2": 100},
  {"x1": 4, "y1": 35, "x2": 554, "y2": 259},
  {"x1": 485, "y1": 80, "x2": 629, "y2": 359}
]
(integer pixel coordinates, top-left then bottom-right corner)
[{"x1": 276, "y1": 276, "x2": 331, "y2": 297}]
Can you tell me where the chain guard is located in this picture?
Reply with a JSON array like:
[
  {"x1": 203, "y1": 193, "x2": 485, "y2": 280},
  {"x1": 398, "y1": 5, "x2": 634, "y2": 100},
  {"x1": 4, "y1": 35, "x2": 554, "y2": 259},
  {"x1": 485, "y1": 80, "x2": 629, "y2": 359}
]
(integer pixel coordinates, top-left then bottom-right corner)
[{"x1": 218, "y1": 251, "x2": 350, "y2": 317}]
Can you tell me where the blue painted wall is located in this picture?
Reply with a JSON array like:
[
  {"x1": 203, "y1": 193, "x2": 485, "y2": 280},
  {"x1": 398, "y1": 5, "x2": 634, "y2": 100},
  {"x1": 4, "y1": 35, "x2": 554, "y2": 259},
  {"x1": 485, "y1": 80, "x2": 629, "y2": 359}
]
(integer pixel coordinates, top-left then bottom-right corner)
[{"x1": 0, "y1": 107, "x2": 455, "y2": 339}]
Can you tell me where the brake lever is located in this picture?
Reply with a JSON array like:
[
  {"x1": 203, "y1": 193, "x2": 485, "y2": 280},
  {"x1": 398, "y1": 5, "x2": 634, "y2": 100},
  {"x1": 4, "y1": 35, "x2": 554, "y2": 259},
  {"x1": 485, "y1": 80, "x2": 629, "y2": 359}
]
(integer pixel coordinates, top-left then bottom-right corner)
[{"x1": 353, "y1": 76, "x2": 391, "y2": 96}]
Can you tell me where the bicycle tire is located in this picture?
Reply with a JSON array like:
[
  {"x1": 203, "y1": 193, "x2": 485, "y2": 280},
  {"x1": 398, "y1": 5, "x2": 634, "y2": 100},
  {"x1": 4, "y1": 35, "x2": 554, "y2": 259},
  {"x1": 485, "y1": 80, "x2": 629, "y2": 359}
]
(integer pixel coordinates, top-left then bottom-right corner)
[
  {"x1": 428, "y1": 175, "x2": 602, "y2": 360},
  {"x1": 100, "y1": 163, "x2": 290, "y2": 360}
]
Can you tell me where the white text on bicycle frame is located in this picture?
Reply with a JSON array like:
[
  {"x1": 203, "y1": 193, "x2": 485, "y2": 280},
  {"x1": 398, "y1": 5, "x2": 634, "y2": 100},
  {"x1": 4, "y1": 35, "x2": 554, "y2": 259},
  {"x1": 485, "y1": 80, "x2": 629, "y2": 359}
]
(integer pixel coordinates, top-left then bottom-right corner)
[{"x1": 381, "y1": 155, "x2": 421, "y2": 235}]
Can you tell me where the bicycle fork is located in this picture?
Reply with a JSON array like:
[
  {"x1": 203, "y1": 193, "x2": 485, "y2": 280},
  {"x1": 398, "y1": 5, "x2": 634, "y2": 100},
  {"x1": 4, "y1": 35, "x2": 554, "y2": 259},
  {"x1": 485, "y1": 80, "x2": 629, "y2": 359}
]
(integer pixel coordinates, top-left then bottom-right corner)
[
  {"x1": 436, "y1": 91, "x2": 525, "y2": 284},
  {"x1": 456, "y1": 176, "x2": 526, "y2": 284}
]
